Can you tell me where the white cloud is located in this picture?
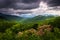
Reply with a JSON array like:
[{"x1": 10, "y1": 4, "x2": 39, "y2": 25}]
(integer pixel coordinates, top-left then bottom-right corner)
[{"x1": 29, "y1": 1, "x2": 60, "y2": 16}]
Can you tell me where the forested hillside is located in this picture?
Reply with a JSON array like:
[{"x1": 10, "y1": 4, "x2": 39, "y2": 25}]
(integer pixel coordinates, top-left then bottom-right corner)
[
  {"x1": 0, "y1": 13, "x2": 23, "y2": 21},
  {"x1": 0, "y1": 15, "x2": 60, "y2": 40}
]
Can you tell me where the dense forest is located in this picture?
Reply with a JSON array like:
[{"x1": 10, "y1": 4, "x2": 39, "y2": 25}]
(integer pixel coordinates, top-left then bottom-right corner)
[{"x1": 0, "y1": 15, "x2": 60, "y2": 40}]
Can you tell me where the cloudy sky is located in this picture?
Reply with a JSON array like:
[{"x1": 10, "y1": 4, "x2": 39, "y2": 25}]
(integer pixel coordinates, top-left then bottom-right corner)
[{"x1": 0, "y1": 0, "x2": 60, "y2": 17}]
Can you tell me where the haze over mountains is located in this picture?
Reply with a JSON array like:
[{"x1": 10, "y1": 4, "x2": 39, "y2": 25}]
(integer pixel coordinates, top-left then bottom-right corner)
[
  {"x1": 0, "y1": 12, "x2": 54, "y2": 23},
  {"x1": 0, "y1": 13, "x2": 23, "y2": 21}
]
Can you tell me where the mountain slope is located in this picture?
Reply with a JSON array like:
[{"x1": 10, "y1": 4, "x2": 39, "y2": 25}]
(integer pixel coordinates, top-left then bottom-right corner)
[
  {"x1": 21, "y1": 15, "x2": 54, "y2": 23},
  {"x1": 0, "y1": 13, "x2": 23, "y2": 21}
]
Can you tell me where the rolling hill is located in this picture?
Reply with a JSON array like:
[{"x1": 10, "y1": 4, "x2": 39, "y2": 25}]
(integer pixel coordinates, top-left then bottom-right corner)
[
  {"x1": 0, "y1": 13, "x2": 23, "y2": 21},
  {"x1": 21, "y1": 15, "x2": 54, "y2": 23}
]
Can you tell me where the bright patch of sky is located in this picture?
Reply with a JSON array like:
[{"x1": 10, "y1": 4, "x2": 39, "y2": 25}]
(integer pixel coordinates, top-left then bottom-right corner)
[
  {"x1": 31, "y1": 1, "x2": 60, "y2": 16},
  {"x1": 20, "y1": 14, "x2": 35, "y2": 18}
]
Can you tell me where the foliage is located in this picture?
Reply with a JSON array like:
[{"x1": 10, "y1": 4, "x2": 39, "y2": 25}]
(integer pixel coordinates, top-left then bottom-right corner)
[
  {"x1": 48, "y1": 16, "x2": 60, "y2": 28},
  {"x1": 0, "y1": 16, "x2": 60, "y2": 40}
]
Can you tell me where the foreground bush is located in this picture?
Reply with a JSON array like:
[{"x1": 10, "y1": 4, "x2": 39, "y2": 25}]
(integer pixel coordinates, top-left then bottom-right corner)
[
  {"x1": 0, "y1": 21, "x2": 17, "y2": 32},
  {"x1": 11, "y1": 23, "x2": 38, "y2": 33},
  {"x1": 48, "y1": 17, "x2": 60, "y2": 28}
]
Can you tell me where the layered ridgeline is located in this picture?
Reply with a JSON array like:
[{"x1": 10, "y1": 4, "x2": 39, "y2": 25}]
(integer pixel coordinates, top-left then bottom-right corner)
[
  {"x1": 0, "y1": 13, "x2": 54, "y2": 22},
  {"x1": 21, "y1": 15, "x2": 54, "y2": 23},
  {"x1": 0, "y1": 13, "x2": 23, "y2": 21}
]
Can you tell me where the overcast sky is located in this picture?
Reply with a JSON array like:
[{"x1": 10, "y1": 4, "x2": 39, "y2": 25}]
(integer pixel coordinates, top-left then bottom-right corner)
[{"x1": 0, "y1": 0, "x2": 60, "y2": 17}]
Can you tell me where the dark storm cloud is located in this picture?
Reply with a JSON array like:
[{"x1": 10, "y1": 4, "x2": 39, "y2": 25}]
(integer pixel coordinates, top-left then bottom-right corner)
[
  {"x1": 0, "y1": 0, "x2": 60, "y2": 9},
  {"x1": 9, "y1": 3, "x2": 40, "y2": 9},
  {"x1": 0, "y1": 0, "x2": 40, "y2": 9},
  {"x1": 9, "y1": 0, "x2": 60, "y2": 9},
  {"x1": 9, "y1": 0, "x2": 40, "y2": 9},
  {"x1": 22, "y1": 0, "x2": 39, "y2": 3},
  {"x1": 0, "y1": 0, "x2": 12, "y2": 8},
  {"x1": 48, "y1": 0, "x2": 60, "y2": 7},
  {"x1": 42, "y1": 0, "x2": 60, "y2": 7}
]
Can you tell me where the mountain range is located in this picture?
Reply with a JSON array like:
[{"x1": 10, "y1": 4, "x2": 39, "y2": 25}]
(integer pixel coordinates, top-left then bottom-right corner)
[
  {"x1": 0, "y1": 13, "x2": 54, "y2": 23},
  {"x1": 0, "y1": 13, "x2": 23, "y2": 21}
]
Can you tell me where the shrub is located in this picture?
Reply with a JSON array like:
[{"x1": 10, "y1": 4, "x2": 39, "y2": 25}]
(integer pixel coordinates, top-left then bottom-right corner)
[
  {"x1": 11, "y1": 23, "x2": 38, "y2": 33},
  {"x1": 0, "y1": 21, "x2": 16, "y2": 32},
  {"x1": 48, "y1": 17, "x2": 60, "y2": 28}
]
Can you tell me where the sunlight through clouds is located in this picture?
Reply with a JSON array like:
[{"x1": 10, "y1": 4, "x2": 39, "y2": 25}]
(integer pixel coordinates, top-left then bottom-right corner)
[
  {"x1": 30, "y1": 1, "x2": 60, "y2": 16},
  {"x1": 0, "y1": 1, "x2": 60, "y2": 17}
]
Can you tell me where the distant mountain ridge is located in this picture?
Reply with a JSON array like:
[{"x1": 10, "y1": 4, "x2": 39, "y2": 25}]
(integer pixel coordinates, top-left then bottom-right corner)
[
  {"x1": 21, "y1": 15, "x2": 54, "y2": 23},
  {"x1": 0, "y1": 13, "x2": 54, "y2": 23},
  {"x1": 0, "y1": 13, "x2": 23, "y2": 21}
]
